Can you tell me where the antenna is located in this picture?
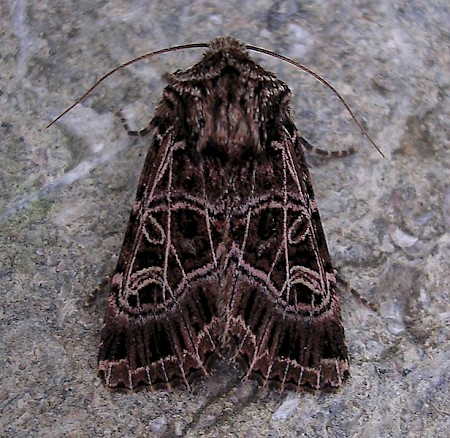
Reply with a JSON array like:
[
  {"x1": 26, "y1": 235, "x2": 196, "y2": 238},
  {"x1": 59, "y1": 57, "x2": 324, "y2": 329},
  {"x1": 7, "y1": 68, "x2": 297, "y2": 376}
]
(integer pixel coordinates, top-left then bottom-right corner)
[{"x1": 47, "y1": 39, "x2": 384, "y2": 157}]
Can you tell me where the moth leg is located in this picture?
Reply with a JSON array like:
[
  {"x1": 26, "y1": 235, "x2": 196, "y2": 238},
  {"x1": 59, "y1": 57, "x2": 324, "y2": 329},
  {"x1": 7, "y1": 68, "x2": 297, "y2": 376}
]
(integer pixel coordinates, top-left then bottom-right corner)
[
  {"x1": 84, "y1": 275, "x2": 111, "y2": 307},
  {"x1": 116, "y1": 110, "x2": 152, "y2": 137},
  {"x1": 335, "y1": 271, "x2": 377, "y2": 311},
  {"x1": 299, "y1": 136, "x2": 357, "y2": 157}
]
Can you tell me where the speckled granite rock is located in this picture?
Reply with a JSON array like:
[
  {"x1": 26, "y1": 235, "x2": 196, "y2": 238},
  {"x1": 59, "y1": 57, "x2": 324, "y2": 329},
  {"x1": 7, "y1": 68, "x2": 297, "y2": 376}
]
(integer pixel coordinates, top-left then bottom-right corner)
[{"x1": 1, "y1": 1, "x2": 448, "y2": 436}]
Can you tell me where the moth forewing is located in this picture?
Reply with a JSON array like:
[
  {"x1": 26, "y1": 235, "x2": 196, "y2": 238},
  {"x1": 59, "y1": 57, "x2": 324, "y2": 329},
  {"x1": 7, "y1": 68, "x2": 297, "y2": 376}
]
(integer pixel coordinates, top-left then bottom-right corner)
[{"x1": 96, "y1": 37, "x2": 349, "y2": 391}]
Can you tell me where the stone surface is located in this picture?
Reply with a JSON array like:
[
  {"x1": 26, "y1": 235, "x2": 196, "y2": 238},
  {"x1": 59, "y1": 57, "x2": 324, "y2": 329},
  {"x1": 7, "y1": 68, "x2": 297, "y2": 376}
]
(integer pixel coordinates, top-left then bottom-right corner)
[{"x1": 1, "y1": 0, "x2": 449, "y2": 436}]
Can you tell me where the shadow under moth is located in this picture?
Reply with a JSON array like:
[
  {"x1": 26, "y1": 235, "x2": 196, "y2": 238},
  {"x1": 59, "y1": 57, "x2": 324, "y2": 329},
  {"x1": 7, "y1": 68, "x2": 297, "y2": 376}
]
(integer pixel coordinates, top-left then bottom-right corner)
[{"x1": 49, "y1": 36, "x2": 381, "y2": 392}]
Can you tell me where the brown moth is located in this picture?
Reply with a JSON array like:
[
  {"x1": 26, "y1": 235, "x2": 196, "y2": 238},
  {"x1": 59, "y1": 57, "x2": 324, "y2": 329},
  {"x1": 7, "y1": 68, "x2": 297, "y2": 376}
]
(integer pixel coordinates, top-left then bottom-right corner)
[
  {"x1": 99, "y1": 36, "x2": 352, "y2": 392},
  {"x1": 50, "y1": 36, "x2": 380, "y2": 392}
]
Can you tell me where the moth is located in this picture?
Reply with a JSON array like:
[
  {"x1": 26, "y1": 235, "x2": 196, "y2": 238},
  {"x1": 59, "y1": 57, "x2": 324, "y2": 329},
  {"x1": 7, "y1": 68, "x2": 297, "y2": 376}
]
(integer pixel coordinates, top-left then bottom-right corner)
[{"x1": 50, "y1": 36, "x2": 380, "y2": 392}]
